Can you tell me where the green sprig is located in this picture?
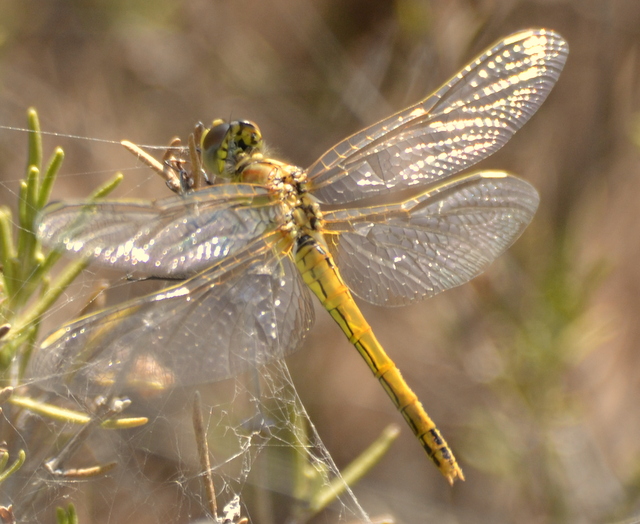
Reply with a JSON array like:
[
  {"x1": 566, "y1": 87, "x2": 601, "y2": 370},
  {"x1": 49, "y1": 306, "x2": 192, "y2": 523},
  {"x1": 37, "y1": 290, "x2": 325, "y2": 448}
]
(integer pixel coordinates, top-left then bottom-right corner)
[{"x1": 0, "y1": 109, "x2": 122, "y2": 379}]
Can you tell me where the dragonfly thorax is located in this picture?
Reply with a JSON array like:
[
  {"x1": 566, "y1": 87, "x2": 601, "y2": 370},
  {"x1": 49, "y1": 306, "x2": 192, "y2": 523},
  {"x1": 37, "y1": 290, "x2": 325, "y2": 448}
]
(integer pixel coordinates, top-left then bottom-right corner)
[
  {"x1": 200, "y1": 118, "x2": 325, "y2": 244},
  {"x1": 239, "y1": 156, "x2": 325, "y2": 243}
]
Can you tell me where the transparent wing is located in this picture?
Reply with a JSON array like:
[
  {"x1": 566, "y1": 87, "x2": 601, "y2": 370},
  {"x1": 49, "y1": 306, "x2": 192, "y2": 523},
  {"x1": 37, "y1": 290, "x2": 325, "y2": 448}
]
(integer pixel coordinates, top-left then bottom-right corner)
[
  {"x1": 29, "y1": 233, "x2": 314, "y2": 396},
  {"x1": 322, "y1": 171, "x2": 538, "y2": 306},
  {"x1": 307, "y1": 29, "x2": 567, "y2": 204},
  {"x1": 37, "y1": 184, "x2": 282, "y2": 278}
]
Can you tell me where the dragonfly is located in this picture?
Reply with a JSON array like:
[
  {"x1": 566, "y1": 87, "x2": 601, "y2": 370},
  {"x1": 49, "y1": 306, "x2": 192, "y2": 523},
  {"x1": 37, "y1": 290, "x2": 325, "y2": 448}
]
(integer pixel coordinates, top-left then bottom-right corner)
[{"x1": 30, "y1": 29, "x2": 568, "y2": 484}]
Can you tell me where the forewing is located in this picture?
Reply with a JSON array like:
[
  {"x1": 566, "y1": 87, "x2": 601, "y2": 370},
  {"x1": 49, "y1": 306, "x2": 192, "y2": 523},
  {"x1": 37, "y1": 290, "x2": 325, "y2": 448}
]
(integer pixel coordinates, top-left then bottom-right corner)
[
  {"x1": 307, "y1": 29, "x2": 567, "y2": 204},
  {"x1": 37, "y1": 184, "x2": 282, "y2": 278},
  {"x1": 322, "y1": 171, "x2": 538, "y2": 306},
  {"x1": 28, "y1": 234, "x2": 315, "y2": 396}
]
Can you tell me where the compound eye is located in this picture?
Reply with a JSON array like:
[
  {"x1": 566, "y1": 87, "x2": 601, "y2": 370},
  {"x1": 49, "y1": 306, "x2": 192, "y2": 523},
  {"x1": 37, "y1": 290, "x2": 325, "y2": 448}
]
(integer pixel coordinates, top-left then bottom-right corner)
[{"x1": 202, "y1": 121, "x2": 230, "y2": 156}]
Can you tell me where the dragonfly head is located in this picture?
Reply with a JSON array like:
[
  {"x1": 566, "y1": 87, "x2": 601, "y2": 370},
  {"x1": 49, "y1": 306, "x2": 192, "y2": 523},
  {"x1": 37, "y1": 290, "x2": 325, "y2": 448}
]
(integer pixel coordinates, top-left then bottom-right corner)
[{"x1": 201, "y1": 119, "x2": 264, "y2": 179}]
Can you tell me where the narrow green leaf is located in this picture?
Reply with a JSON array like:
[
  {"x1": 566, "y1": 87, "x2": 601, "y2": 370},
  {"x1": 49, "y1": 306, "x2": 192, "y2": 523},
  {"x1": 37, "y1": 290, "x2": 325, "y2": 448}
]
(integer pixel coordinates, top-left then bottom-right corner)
[
  {"x1": 27, "y1": 108, "x2": 42, "y2": 171},
  {"x1": 89, "y1": 172, "x2": 124, "y2": 199},
  {"x1": 0, "y1": 208, "x2": 16, "y2": 298},
  {"x1": 38, "y1": 147, "x2": 65, "y2": 210},
  {"x1": 21, "y1": 166, "x2": 40, "y2": 263},
  {"x1": 67, "y1": 504, "x2": 78, "y2": 524},
  {"x1": 12, "y1": 257, "x2": 89, "y2": 338},
  {"x1": 55, "y1": 506, "x2": 68, "y2": 524},
  {"x1": 10, "y1": 394, "x2": 148, "y2": 428},
  {"x1": 308, "y1": 424, "x2": 400, "y2": 514},
  {"x1": 17, "y1": 180, "x2": 28, "y2": 252},
  {"x1": 25, "y1": 164, "x2": 39, "y2": 218},
  {"x1": 0, "y1": 449, "x2": 25, "y2": 483},
  {"x1": 0, "y1": 450, "x2": 8, "y2": 472}
]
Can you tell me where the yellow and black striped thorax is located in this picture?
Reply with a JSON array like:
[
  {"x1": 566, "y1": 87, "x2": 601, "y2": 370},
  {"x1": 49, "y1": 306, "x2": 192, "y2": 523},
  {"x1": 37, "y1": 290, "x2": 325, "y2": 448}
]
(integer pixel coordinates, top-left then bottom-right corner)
[{"x1": 200, "y1": 119, "x2": 325, "y2": 242}]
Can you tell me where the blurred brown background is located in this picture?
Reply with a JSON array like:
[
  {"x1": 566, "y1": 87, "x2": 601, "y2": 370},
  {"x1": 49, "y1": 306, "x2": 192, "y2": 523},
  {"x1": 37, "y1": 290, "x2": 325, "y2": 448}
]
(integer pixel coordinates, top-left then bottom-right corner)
[{"x1": 1, "y1": 0, "x2": 640, "y2": 523}]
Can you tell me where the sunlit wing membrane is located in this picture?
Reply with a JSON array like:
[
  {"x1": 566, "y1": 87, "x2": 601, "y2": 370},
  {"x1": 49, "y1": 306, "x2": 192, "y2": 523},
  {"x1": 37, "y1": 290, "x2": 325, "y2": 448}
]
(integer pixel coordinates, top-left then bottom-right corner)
[
  {"x1": 37, "y1": 184, "x2": 281, "y2": 278},
  {"x1": 28, "y1": 233, "x2": 314, "y2": 396},
  {"x1": 322, "y1": 171, "x2": 538, "y2": 306},
  {"x1": 307, "y1": 29, "x2": 567, "y2": 204}
]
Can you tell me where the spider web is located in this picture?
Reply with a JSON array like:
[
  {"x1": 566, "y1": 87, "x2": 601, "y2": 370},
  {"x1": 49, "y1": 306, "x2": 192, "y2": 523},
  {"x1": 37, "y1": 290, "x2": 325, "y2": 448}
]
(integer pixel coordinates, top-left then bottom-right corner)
[
  {"x1": 0, "y1": 134, "x2": 375, "y2": 524},
  {"x1": 5, "y1": 318, "x2": 373, "y2": 523},
  {"x1": 9, "y1": 359, "x2": 371, "y2": 523}
]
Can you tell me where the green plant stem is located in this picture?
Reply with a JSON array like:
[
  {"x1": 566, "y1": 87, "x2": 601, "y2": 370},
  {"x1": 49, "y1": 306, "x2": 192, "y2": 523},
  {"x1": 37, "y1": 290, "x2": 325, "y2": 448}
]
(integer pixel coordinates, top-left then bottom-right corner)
[
  {"x1": 308, "y1": 424, "x2": 400, "y2": 515},
  {"x1": 26, "y1": 108, "x2": 42, "y2": 171},
  {"x1": 37, "y1": 148, "x2": 65, "y2": 210},
  {"x1": 0, "y1": 207, "x2": 16, "y2": 301},
  {"x1": 9, "y1": 394, "x2": 148, "y2": 428},
  {"x1": 0, "y1": 449, "x2": 25, "y2": 483}
]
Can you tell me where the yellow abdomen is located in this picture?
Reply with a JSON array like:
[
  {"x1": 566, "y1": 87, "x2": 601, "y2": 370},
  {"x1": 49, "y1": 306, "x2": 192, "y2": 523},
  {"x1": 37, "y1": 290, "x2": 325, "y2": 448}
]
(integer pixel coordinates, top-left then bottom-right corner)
[{"x1": 294, "y1": 234, "x2": 464, "y2": 484}]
